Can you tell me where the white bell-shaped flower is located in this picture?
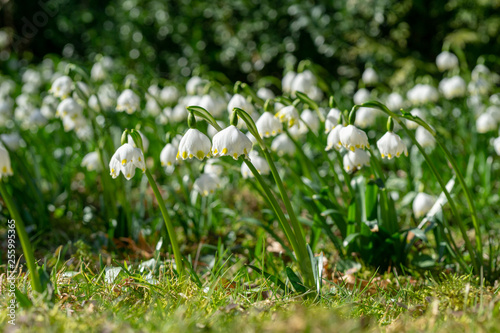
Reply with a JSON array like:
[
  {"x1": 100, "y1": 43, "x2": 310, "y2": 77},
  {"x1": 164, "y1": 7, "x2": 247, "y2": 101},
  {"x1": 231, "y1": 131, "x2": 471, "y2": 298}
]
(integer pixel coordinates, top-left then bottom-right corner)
[
  {"x1": 282, "y1": 72, "x2": 296, "y2": 94},
  {"x1": 343, "y1": 149, "x2": 370, "y2": 173},
  {"x1": 353, "y1": 88, "x2": 371, "y2": 105},
  {"x1": 0, "y1": 144, "x2": 13, "y2": 178},
  {"x1": 256, "y1": 112, "x2": 283, "y2": 138},
  {"x1": 271, "y1": 133, "x2": 296, "y2": 156},
  {"x1": 116, "y1": 89, "x2": 140, "y2": 114},
  {"x1": 436, "y1": 51, "x2": 458, "y2": 72},
  {"x1": 241, "y1": 152, "x2": 270, "y2": 178},
  {"x1": 227, "y1": 93, "x2": 253, "y2": 114},
  {"x1": 212, "y1": 125, "x2": 252, "y2": 160},
  {"x1": 257, "y1": 87, "x2": 275, "y2": 100},
  {"x1": 493, "y1": 137, "x2": 500, "y2": 156},
  {"x1": 109, "y1": 143, "x2": 146, "y2": 180},
  {"x1": 186, "y1": 76, "x2": 206, "y2": 95},
  {"x1": 386, "y1": 92, "x2": 403, "y2": 111},
  {"x1": 275, "y1": 105, "x2": 300, "y2": 128},
  {"x1": 49, "y1": 75, "x2": 73, "y2": 99},
  {"x1": 476, "y1": 113, "x2": 497, "y2": 133},
  {"x1": 56, "y1": 97, "x2": 83, "y2": 119},
  {"x1": 301, "y1": 109, "x2": 319, "y2": 134},
  {"x1": 413, "y1": 192, "x2": 436, "y2": 218},
  {"x1": 204, "y1": 159, "x2": 224, "y2": 176},
  {"x1": 362, "y1": 68, "x2": 378, "y2": 85},
  {"x1": 406, "y1": 108, "x2": 425, "y2": 130},
  {"x1": 339, "y1": 125, "x2": 370, "y2": 151},
  {"x1": 194, "y1": 173, "x2": 220, "y2": 196},
  {"x1": 160, "y1": 143, "x2": 178, "y2": 167},
  {"x1": 177, "y1": 128, "x2": 212, "y2": 160},
  {"x1": 325, "y1": 124, "x2": 344, "y2": 151},
  {"x1": 354, "y1": 107, "x2": 378, "y2": 128},
  {"x1": 415, "y1": 126, "x2": 435, "y2": 149},
  {"x1": 91, "y1": 62, "x2": 106, "y2": 81},
  {"x1": 439, "y1": 76, "x2": 466, "y2": 99},
  {"x1": 288, "y1": 120, "x2": 308, "y2": 138},
  {"x1": 407, "y1": 84, "x2": 439, "y2": 105},
  {"x1": 325, "y1": 108, "x2": 341, "y2": 133},
  {"x1": 160, "y1": 86, "x2": 179, "y2": 104},
  {"x1": 81, "y1": 152, "x2": 102, "y2": 172},
  {"x1": 377, "y1": 131, "x2": 408, "y2": 159}
]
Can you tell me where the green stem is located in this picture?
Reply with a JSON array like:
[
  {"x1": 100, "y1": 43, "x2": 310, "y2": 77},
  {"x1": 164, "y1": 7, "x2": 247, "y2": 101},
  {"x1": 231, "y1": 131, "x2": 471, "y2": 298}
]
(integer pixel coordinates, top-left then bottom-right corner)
[
  {"x1": 0, "y1": 182, "x2": 42, "y2": 293},
  {"x1": 144, "y1": 170, "x2": 185, "y2": 277}
]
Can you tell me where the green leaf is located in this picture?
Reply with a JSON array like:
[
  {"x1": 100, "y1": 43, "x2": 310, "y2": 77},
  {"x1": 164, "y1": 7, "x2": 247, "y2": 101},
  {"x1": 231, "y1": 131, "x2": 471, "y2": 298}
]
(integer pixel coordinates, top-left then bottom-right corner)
[
  {"x1": 412, "y1": 254, "x2": 436, "y2": 269},
  {"x1": 285, "y1": 267, "x2": 307, "y2": 293},
  {"x1": 247, "y1": 265, "x2": 287, "y2": 292},
  {"x1": 15, "y1": 288, "x2": 33, "y2": 309}
]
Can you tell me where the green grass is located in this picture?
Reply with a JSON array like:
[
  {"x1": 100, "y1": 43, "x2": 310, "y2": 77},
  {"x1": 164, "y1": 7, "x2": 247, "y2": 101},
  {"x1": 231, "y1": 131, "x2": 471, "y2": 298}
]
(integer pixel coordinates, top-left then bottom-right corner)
[{"x1": 2, "y1": 256, "x2": 499, "y2": 332}]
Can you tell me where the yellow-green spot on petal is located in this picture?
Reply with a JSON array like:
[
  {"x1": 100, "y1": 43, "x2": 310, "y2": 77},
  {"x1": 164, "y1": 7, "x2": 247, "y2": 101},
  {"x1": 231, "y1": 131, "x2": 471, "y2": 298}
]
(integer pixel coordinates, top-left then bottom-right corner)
[
  {"x1": 167, "y1": 162, "x2": 172, "y2": 166},
  {"x1": 349, "y1": 146, "x2": 355, "y2": 152},
  {"x1": 121, "y1": 159, "x2": 127, "y2": 165},
  {"x1": 196, "y1": 151, "x2": 205, "y2": 159},
  {"x1": 213, "y1": 149, "x2": 218, "y2": 154},
  {"x1": 222, "y1": 148, "x2": 228, "y2": 154},
  {"x1": 182, "y1": 151, "x2": 188, "y2": 159},
  {"x1": 189, "y1": 153, "x2": 193, "y2": 158},
  {"x1": 127, "y1": 174, "x2": 131, "y2": 178},
  {"x1": 233, "y1": 153, "x2": 238, "y2": 159},
  {"x1": 388, "y1": 153, "x2": 392, "y2": 159}
]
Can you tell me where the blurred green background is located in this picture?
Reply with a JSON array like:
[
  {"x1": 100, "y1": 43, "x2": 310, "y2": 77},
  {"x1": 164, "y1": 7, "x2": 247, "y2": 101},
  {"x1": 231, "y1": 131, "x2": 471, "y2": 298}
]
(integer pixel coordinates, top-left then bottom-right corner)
[{"x1": 2, "y1": 0, "x2": 500, "y2": 81}]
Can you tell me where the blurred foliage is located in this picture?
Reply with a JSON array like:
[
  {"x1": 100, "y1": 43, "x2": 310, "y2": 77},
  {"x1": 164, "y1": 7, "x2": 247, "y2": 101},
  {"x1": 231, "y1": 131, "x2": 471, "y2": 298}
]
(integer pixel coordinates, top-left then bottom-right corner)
[{"x1": 2, "y1": 0, "x2": 500, "y2": 82}]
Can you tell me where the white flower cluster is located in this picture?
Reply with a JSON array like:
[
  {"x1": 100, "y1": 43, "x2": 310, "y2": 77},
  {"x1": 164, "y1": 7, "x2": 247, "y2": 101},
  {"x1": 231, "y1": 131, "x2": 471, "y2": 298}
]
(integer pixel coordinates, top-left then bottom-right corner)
[{"x1": 109, "y1": 143, "x2": 146, "y2": 180}]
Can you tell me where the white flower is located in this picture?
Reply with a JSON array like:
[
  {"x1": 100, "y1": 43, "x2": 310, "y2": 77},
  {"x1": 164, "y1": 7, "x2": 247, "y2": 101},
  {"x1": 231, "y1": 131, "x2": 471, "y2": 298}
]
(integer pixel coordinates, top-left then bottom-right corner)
[
  {"x1": 436, "y1": 51, "x2": 458, "y2": 71},
  {"x1": 476, "y1": 113, "x2": 497, "y2": 133},
  {"x1": 275, "y1": 105, "x2": 300, "y2": 128},
  {"x1": 177, "y1": 129, "x2": 212, "y2": 160},
  {"x1": 109, "y1": 143, "x2": 146, "y2": 180},
  {"x1": 204, "y1": 159, "x2": 224, "y2": 176},
  {"x1": 354, "y1": 107, "x2": 378, "y2": 128},
  {"x1": 339, "y1": 125, "x2": 370, "y2": 151},
  {"x1": 0, "y1": 144, "x2": 13, "y2": 178},
  {"x1": 271, "y1": 133, "x2": 296, "y2": 156},
  {"x1": 81, "y1": 152, "x2": 102, "y2": 171},
  {"x1": 493, "y1": 137, "x2": 500, "y2": 156},
  {"x1": 439, "y1": 76, "x2": 466, "y2": 99},
  {"x1": 91, "y1": 62, "x2": 106, "y2": 81},
  {"x1": 0, "y1": 133, "x2": 24, "y2": 150},
  {"x1": 325, "y1": 108, "x2": 341, "y2": 133},
  {"x1": 343, "y1": 149, "x2": 370, "y2": 173},
  {"x1": 116, "y1": 89, "x2": 140, "y2": 114},
  {"x1": 227, "y1": 94, "x2": 253, "y2": 114},
  {"x1": 145, "y1": 97, "x2": 161, "y2": 116},
  {"x1": 301, "y1": 109, "x2": 320, "y2": 134},
  {"x1": 98, "y1": 83, "x2": 117, "y2": 109},
  {"x1": 56, "y1": 97, "x2": 83, "y2": 119},
  {"x1": 386, "y1": 92, "x2": 404, "y2": 111},
  {"x1": 282, "y1": 72, "x2": 296, "y2": 94},
  {"x1": 257, "y1": 87, "x2": 275, "y2": 100},
  {"x1": 193, "y1": 173, "x2": 219, "y2": 196},
  {"x1": 256, "y1": 112, "x2": 283, "y2": 138},
  {"x1": 288, "y1": 120, "x2": 308, "y2": 138},
  {"x1": 406, "y1": 108, "x2": 425, "y2": 130},
  {"x1": 186, "y1": 76, "x2": 206, "y2": 95},
  {"x1": 415, "y1": 126, "x2": 435, "y2": 149},
  {"x1": 326, "y1": 124, "x2": 344, "y2": 151},
  {"x1": 486, "y1": 106, "x2": 500, "y2": 122},
  {"x1": 160, "y1": 86, "x2": 179, "y2": 104},
  {"x1": 362, "y1": 68, "x2": 378, "y2": 85},
  {"x1": 413, "y1": 192, "x2": 436, "y2": 218},
  {"x1": 353, "y1": 88, "x2": 371, "y2": 105},
  {"x1": 49, "y1": 75, "x2": 73, "y2": 99},
  {"x1": 468, "y1": 78, "x2": 490, "y2": 96},
  {"x1": 241, "y1": 152, "x2": 269, "y2": 178},
  {"x1": 160, "y1": 143, "x2": 178, "y2": 167},
  {"x1": 377, "y1": 131, "x2": 408, "y2": 159},
  {"x1": 212, "y1": 125, "x2": 252, "y2": 160},
  {"x1": 407, "y1": 84, "x2": 439, "y2": 105},
  {"x1": 291, "y1": 71, "x2": 315, "y2": 94}
]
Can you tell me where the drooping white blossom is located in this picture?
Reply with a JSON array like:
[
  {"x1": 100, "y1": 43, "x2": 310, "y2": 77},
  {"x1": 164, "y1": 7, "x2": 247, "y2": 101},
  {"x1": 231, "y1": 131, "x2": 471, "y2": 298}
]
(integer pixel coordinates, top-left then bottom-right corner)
[
  {"x1": 177, "y1": 128, "x2": 212, "y2": 160},
  {"x1": 377, "y1": 131, "x2": 408, "y2": 159},
  {"x1": 436, "y1": 51, "x2": 458, "y2": 71},
  {"x1": 256, "y1": 112, "x2": 283, "y2": 138},
  {"x1": 413, "y1": 192, "x2": 436, "y2": 218},
  {"x1": 116, "y1": 89, "x2": 140, "y2": 114},
  {"x1": 212, "y1": 125, "x2": 253, "y2": 160},
  {"x1": 81, "y1": 152, "x2": 102, "y2": 172},
  {"x1": 339, "y1": 125, "x2": 370, "y2": 151},
  {"x1": 109, "y1": 143, "x2": 146, "y2": 180}
]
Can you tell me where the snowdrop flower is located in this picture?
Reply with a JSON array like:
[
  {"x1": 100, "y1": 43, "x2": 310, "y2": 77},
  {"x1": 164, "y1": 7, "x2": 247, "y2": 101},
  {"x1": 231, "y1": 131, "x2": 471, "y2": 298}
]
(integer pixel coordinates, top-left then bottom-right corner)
[
  {"x1": 194, "y1": 173, "x2": 219, "y2": 196},
  {"x1": 116, "y1": 89, "x2": 140, "y2": 114},
  {"x1": 486, "y1": 106, "x2": 500, "y2": 122},
  {"x1": 282, "y1": 71, "x2": 296, "y2": 94},
  {"x1": 0, "y1": 144, "x2": 13, "y2": 178},
  {"x1": 212, "y1": 125, "x2": 253, "y2": 160},
  {"x1": 386, "y1": 92, "x2": 404, "y2": 111},
  {"x1": 271, "y1": 133, "x2": 296, "y2": 156},
  {"x1": 0, "y1": 133, "x2": 24, "y2": 150},
  {"x1": 354, "y1": 107, "x2": 378, "y2": 128},
  {"x1": 340, "y1": 125, "x2": 370, "y2": 151},
  {"x1": 257, "y1": 87, "x2": 275, "y2": 100},
  {"x1": 56, "y1": 97, "x2": 82, "y2": 119},
  {"x1": 405, "y1": 108, "x2": 425, "y2": 130},
  {"x1": 415, "y1": 126, "x2": 435, "y2": 149},
  {"x1": 377, "y1": 131, "x2": 408, "y2": 159},
  {"x1": 275, "y1": 105, "x2": 300, "y2": 128},
  {"x1": 353, "y1": 88, "x2": 371, "y2": 105},
  {"x1": 177, "y1": 129, "x2": 212, "y2": 160},
  {"x1": 61, "y1": 113, "x2": 86, "y2": 132},
  {"x1": 439, "y1": 76, "x2": 466, "y2": 99},
  {"x1": 290, "y1": 70, "x2": 316, "y2": 95},
  {"x1": 471, "y1": 64, "x2": 490, "y2": 81},
  {"x1": 109, "y1": 143, "x2": 146, "y2": 180},
  {"x1": 227, "y1": 94, "x2": 253, "y2": 114},
  {"x1": 362, "y1": 68, "x2": 378, "y2": 85},
  {"x1": 81, "y1": 152, "x2": 102, "y2": 172},
  {"x1": 288, "y1": 120, "x2": 308, "y2": 138},
  {"x1": 468, "y1": 78, "x2": 490, "y2": 96},
  {"x1": 90, "y1": 62, "x2": 106, "y2": 81},
  {"x1": 476, "y1": 113, "x2": 497, "y2": 133},
  {"x1": 407, "y1": 84, "x2": 439, "y2": 105},
  {"x1": 49, "y1": 75, "x2": 73, "y2": 99},
  {"x1": 256, "y1": 112, "x2": 282, "y2": 138},
  {"x1": 98, "y1": 83, "x2": 117, "y2": 110},
  {"x1": 325, "y1": 124, "x2": 344, "y2": 151},
  {"x1": 186, "y1": 76, "x2": 206, "y2": 95},
  {"x1": 160, "y1": 86, "x2": 179, "y2": 104},
  {"x1": 241, "y1": 152, "x2": 269, "y2": 178},
  {"x1": 88, "y1": 95, "x2": 100, "y2": 112},
  {"x1": 204, "y1": 159, "x2": 224, "y2": 176},
  {"x1": 413, "y1": 192, "x2": 436, "y2": 218},
  {"x1": 436, "y1": 51, "x2": 458, "y2": 71},
  {"x1": 493, "y1": 137, "x2": 500, "y2": 156},
  {"x1": 160, "y1": 143, "x2": 178, "y2": 167},
  {"x1": 343, "y1": 149, "x2": 370, "y2": 173},
  {"x1": 301, "y1": 109, "x2": 320, "y2": 134},
  {"x1": 325, "y1": 108, "x2": 341, "y2": 133}
]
